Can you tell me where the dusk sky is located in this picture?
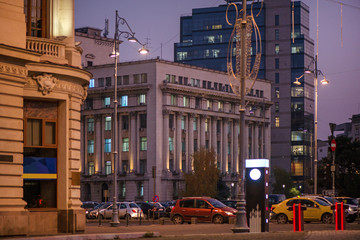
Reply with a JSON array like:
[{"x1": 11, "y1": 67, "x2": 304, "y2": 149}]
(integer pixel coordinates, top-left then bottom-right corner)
[{"x1": 75, "y1": 0, "x2": 360, "y2": 140}]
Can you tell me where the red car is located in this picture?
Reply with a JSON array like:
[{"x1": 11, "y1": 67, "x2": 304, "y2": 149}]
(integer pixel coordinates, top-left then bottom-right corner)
[{"x1": 170, "y1": 197, "x2": 236, "y2": 224}]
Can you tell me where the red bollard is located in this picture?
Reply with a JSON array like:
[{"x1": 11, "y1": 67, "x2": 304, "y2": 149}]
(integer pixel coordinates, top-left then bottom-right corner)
[
  {"x1": 288, "y1": 203, "x2": 305, "y2": 232},
  {"x1": 335, "y1": 202, "x2": 346, "y2": 230}
]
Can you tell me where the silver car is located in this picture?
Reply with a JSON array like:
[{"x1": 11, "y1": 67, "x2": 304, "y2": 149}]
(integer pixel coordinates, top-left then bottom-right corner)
[{"x1": 100, "y1": 202, "x2": 143, "y2": 219}]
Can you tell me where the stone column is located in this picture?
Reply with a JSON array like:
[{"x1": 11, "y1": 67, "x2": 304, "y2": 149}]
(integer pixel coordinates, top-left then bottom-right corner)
[
  {"x1": 229, "y1": 120, "x2": 234, "y2": 173},
  {"x1": 163, "y1": 110, "x2": 170, "y2": 170},
  {"x1": 95, "y1": 114, "x2": 102, "y2": 173},
  {"x1": 176, "y1": 112, "x2": 182, "y2": 171},
  {"x1": 222, "y1": 118, "x2": 228, "y2": 172},
  {"x1": 188, "y1": 113, "x2": 194, "y2": 171},
  {"x1": 254, "y1": 123, "x2": 259, "y2": 159},
  {"x1": 81, "y1": 116, "x2": 86, "y2": 174},
  {"x1": 130, "y1": 112, "x2": 137, "y2": 172},
  {"x1": 264, "y1": 123, "x2": 271, "y2": 160},
  {"x1": 233, "y1": 119, "x2": 239, "y2": 173},
  {"x1": 244, "y1": 121, "x2": 249, "y2": 159},
  {"x1": 200, "y1": 115, "x2": 206, "y2": 148},
  {"x1": 211, "y1": 116, "x2": 217, "y2": 153}
]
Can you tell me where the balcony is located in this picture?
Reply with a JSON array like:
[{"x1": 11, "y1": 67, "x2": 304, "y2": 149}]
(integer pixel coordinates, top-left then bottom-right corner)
[{"x1": 26, "y1": 36, "x2": 68, "y2": 64}]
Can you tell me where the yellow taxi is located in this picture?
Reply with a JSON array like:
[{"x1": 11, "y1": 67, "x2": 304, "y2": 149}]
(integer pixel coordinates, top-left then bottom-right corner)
[{"x1": 271, "y1": 197, "x2": 332, "y2": 224}]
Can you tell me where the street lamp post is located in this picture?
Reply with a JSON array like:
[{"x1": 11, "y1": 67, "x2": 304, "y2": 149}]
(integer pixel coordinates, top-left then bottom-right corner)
[
  {"x1": 293, "y1": 56, "x2": 328, "y2": 195},
  {"x1": 110, "y1": 10, "x2": 148, "y2": 227}
]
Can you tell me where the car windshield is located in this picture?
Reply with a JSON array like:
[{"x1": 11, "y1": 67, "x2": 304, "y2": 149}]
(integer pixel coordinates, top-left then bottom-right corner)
[
  {"x1": 208, "y1": 199, "x2": 226, "y2": 208},
  {"x1": 314, "y1": 199, "x2": 330, "y2": 206},
  {"x1": 129, "y1": 203, "x2": 139, "y2": 208},
  {"x1": 324, "y1": 197, "x2": 340, "y2": 204}
]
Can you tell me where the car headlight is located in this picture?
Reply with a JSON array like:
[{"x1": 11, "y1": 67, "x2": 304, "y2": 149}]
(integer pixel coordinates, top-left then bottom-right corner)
[
  {"x1": 225, "y1": 211, "x2": 234, "y2": 215},
  {"x1": 349, "y1": 207, "x2": 357, "y2": 211},
  {"x1": 85, "y1": 210, "x2": 89, "y2": 214}
]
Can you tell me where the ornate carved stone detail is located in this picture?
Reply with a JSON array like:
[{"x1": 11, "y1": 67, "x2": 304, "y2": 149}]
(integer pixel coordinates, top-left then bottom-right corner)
[
  {"x1": 82, "y1": 86, "x2": 88, "y2": 104},
  {"x1": 162, "y1": 109, "x2": 171, "y2": 116},
  {"x1": 32, "y1": 73, "x2": 58, "y2": 95},
  {"x1": 0, "y1": 63, "x2": 27, "y2": 77}
]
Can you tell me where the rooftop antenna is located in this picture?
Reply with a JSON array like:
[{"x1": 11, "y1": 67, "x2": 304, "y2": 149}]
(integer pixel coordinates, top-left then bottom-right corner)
[{"x1": 103, "y1": 18, "x2": 109, "y2": 38}]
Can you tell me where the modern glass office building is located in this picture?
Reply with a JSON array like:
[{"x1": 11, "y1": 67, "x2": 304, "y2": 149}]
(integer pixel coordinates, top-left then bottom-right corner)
[{"x1": 175, "y1": 0, "x2": 315, "y2": 192}]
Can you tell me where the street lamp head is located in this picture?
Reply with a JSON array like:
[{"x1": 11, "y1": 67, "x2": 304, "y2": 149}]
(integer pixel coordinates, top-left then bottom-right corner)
[
  {"x1": 320, "y1": 76, "x2": 329, "y2": 85},
  {"x1": 109, "y1": 51, "x2": 119, "y2": 58},
  {"x1": 293, "y1": 79, "x2": 302, "y2": 86},
  {"x1": 128, "y1": 36, "x2": 138, "y2": 43},
  {"x1": 304, "y1": 69, "x2": 312, "y2": 74},
  {"x1": 138, "y1": 45, "x2": 149, "y2": 55}
]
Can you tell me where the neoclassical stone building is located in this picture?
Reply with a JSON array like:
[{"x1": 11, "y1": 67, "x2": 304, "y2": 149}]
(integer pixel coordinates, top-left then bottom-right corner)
[
  {"x1": 80, "y1": 58, "x2": 272, "y2": 203},
  {"x1": 0, "y1": 0, "x2": 90, "y2": 237}
]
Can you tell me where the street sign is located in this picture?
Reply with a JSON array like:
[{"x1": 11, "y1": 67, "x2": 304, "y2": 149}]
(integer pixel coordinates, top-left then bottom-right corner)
[
  {"x1": 152, "y1": 195, "x2": 159, "y2": 203},
  {"x1": 331, "y1": 139, "x2": 336, "y2": 152}
]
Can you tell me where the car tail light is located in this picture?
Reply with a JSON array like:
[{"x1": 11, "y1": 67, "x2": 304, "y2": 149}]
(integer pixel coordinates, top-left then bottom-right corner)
[
  {"x1": 271, "y1": 207, "x2": 275, "y2": 211},
  {"x1": 132, "y1": 209, "x2": 136, "y2": 213}
]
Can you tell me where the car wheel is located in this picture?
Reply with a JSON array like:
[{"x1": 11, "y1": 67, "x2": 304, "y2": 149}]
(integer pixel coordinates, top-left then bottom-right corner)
[
  {"x1": 305, "y1": 221, "x2": 311, "y2": 223},
  {"x1": 322, "y1": 213, "x2": 332, "y2": 224},
  {"x1": 347, "y1": 215, "x2": 356, "y2": 223},
  {"x1": 277, "y1": 214, "x2": 288, "y2": 224},
  {"x1": 172, "y1": 215, "x2": 184, "y2": 224},
  {"x1": 213, "y1": 215, "x2": 224, "y2": 224}
]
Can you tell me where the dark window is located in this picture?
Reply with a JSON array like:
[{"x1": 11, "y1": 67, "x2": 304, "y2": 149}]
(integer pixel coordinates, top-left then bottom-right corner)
[
  {"x1": 169, "y1": 114, "x2": 174, "y2": 129},
  {"x1": 202, "y1": 80, "x2": 206, "y2": 88},
  {"x1": 140, "y1": 114, "x2": 147, "y2": 129},
  {"x1": 139, "y1": 159, "x2": 146, "y2": 174},
  {"x1": 214, "y1": 82, "x2": 218, "y2": 90},
  {"x1": 105, "y1": 77, "x2": 111, "y2": 87},
  {"x1": 195, "y1": 97, "x2": 201, "y2": 109},
  {"x1": 87, "y1": 61, "x2": 93, "y2": 67},
  {"x1": 180, "y1": 199, "x2": 195, "y2": 208},
  {"x1": 98, "y1": 78, "x2": 104, "y2": 87},
  {"x1": 184, "y1": 77, "x2": 188, "y2": 85},
  {"x1": 179, "y1": 76, "x2": 183, "y2": 85},
  {"x1": 194, "y1": 139, "x2": 198, "y2": 152},
  {"x1": 275, "y1": 72, "x2": 280, "y2": 83},
  {"x1": 286, "y1": 199, "x2": 300, "y2": 206},
  {"x1": 196, "y1": 200, "x2": 209, "y2": 208},
  {"x1": 275, "y1": 15, "x2": 279, "y2": 26},
  {"x1": 123, "y1": 75, "x2": 129, "y2": 85},
  {"x1": 275, "y1": 58, "x2": 279, "y2": 69},
  {"x1": 122, "y1": 160, "x2": 129, "y2": 172},
  {"x1": 275, "y1": 29, "x2": 279, "y2": 40},
  {"x1": 122, "y1": 116, "x2": 129, "y2": 130},
  {"x1": 207, "y1": 81, "x2": 212, "y2": 89},
  {"x1": 117, "y1": 76, "x2": 122, "y2": 85}
]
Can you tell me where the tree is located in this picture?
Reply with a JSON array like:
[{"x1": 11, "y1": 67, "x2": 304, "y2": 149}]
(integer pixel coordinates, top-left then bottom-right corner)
[
  {"x1": 271, "y1": 166, "x2": 297, "y2": 198},
  {"x1": 182, "y1": 148, "x2": 219, "y2": 198},
  {"x1": 216, "y1": 177, "x2": 230, "y2": 200},
  {"x1": 318, "y1": 136, "x2": 360, "y2": 197}
]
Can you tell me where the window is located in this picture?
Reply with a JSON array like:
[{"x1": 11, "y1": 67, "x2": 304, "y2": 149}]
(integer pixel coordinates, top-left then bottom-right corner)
[
  {"x1": 275, "y1": 116, "x2": 280, "y2": 127},
  {"x1": 105, "y1": 116, "x2": 111, "y2": 131},
  {"x1": 137, "y1": 182, "x2": 144, "y2": 197},
  {"x1": 291, "y1": 87, "x2": 304, "y2": 97},
  {"x1": 183, "y1": 96, "x2": 189, "y2": 107},
  {"x1": 193, "y1": 117, "x2": 198, "y2": 130},
  {"x1": 105, "y1": 77, "x2": 111, "y2": 87},
  {"x1": 212, "y1": 49, "x2": 220, "y2": 58},
  {"x1": 139, "y1": 94, "x2": 146, "y2": 105},
  {"x1": 169, "y1": 137, "x2": 174, "y2": 151},
  {"x1": 181, "y1": 116, "x2": 186, "y2": 130},
  {"x1": 206, "y1": 100, "x2": 211, "y2": 109},
  {"x1": 133, "y1": 74, "x2": 140, "y2": 84},
  {"x1": 275, "y1": 73, "x2": 279, "y2": 84},
  {"x1": 122, "y1": 138, "x2": 129, "y2": 152},
  {"x1": 120, "y1": 182, "x2": 126, "y2": 197},
  {"x1": 275, "y1": 15, "x2": 279, "y2": 26},
  {"x1": 194, "y1": 139, "x2": 198, "y2": 152},
  {"x1": 24, "y1": 0, "x2": 47, "y2": 37},
  {"x1": 88, "y1": 140, "x2": 94, "y2": 154},
  {"x1": 104, "y1": 97, "x2": 111, "y2": 108},
  {"x1": 275, "y1": 29, "x2": 279, "y2": 40},
  {"x1": 25, "y1": 118, "x2": 56, "y2": 147},
  {"x1": 275, "y1": 102, "x2": 279, "y2": 113},
  {"x1": 182, "y1": 139, "x2": 186, "y2": 152},
  {"x1": 105, "y1": 161, "x2": 111, "y2": 175},
  {"x1": 275, "y1": 58, "x2": 279, "y2": 69},
  {"x1": 117, "y1": 76, "x2": 122, "y2": 85},
  {"x1": 275, "y1": 87, "x2": 280, "y2": 98},
  {"x1": 105, "y1": 139, "x2": 111, "y2": 153},
  {"x1": 122, "y1": 115, "x2": 129, "y2": 130},
  {"x1": 178, "y1": 76, "x2": 183, "y2": 84},
  {"x1": 180, "y1": 199, "x2": 194, "y2": 208},
  {"x1": 88, "y1": 162, "x2": 95, "y2": 175},
  {"x1": 141, "y1": 73, "x2": 147, "y2": 83},
  {"x1": 121, "y1": 96, "x2": 128, "y2": 107},
  {"x1": 140, "y1": 114, "x2": 147, "y2": 129},
  {"x1": 123, "y1": 75, "x2": 129, "y2": 85},
  {"x1": 218, "y1": 101, "x2": 223, "y2": 111},
  {"x1": 275, "y1": 44, "x2": 280, "y2": 55},
  {"x1": 98, "y1": 78, "x2": 104, "y2": 87},
  {"x1": 205, "y1": 118, "x2": 209, "y2": 132},
  {"x1": 139, "y1": 160, "x2": 146, "y2": 174},
  {"x1": 169, "y1": 114, "x2": 174, "y2": 129},
  {"x1": 140, "y1": 137, "x2": 147, "y2": 151},
  {"x1": 89, "y1": 79, "x2": 95, "y2": 88},
  {"x1": 122, "y1": 160, "x2": 129, "y2": 173},
  {"x1": 88, "y1": 118, "x2": 94, "y2": 132},
  {"x1": 170, "y1": 94, "x2": 177, "y2": 106}
]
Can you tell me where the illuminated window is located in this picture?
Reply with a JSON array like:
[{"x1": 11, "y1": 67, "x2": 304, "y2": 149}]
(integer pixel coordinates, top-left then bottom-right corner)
[
  {"x1": 212, "y1": 49, "x2": 220, "y2": 58},
  {"x1": 105, "y1": 116, "x2": 111, "y2": 131},
  {"x1": 121, "y1": 96, "x2": 128, "y2": 107},
  {"x1": 291, "y1": 87, "x2": 304, "y2": 97},
  {"x1": 104, "y1": 139, "x2": 111, "y2": 153},
  {"x1": 140, "y1": 137, "x2": 147, "y2": 151},
  {"x1": 171, "y1": 94, "x2": 177, "y2": 105},
  {"x1": 206, "y1": 100, "x2": 212, "y2": 109},
  {"x1": 275, "y1": 29, "x2": 279, "y2": 40},
  {"x1": 275, "y1": 87, "x2": 280, "y2": 98},
  {"x1": 87, "y1": 140, "x2": 94, "y2": 154},
  {"x1": 169, "y1": 137, "x2": 174, "y2": 151},
  {"x1": 291, "y1": 160, "x2": 303, "y2": 176},
  {"x1": 88, "y1": 162, "x2": 95, "y2": 175},
  {"x1": 24, "y1": 0, "x2": 47, "y2": 37},
  {"x1": 139, "y1": 94, "x2": 146, "y2": 105},
  {"x1": 275, "y1": 102, "x2": 279, "y2": 113},
  {"x1": 177, "y1": 52, "x2": 188, "y2": 61},
  {"x1": 89, "y1": 79, "x2": 95, "y2": 88},
  {"x1": 181, "y1": 116, "x2": 186, "y2": 130},
  {"x1": 275, "y1": 44, "x2": 280, "y2": 55},
  {"x1": 183, "y1": 96, "x2": 189, "y2": 107},
  {"x1": 122, "y1": 138, "x2": 129, "y2": 152},
  {"x1": 212, "y1": 24, "x2": 222, "y2": 29},
  {"x1": 88, "y1": 118, "x2": 94, "y2": 132},
  {"x1": 218, "y1": 101, "x2": 223, "y2": 111},
  {"x1": 205, "y1": 118, "x2": 209, "y2": 132},
  {"x1": 193, "y1": 117, "x2": 198, "y2": 130},
  {"x1": 105, "y1": 161, "x2": 112, "y2": 175},
  {"x1": 104, "y1": 97, "x2": 111, "y2": 108},
  {"x1": 275, "y1": 116, "x2": 280, "y2": 127}
]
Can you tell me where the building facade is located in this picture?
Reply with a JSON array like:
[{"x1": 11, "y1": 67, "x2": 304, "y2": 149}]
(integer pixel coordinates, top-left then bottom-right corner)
[
  {"x1": 174, "y1": 0, "x2": 315, "y2": 191},
  {"x1": 0, "y1": 0, "x2": 90, "y2": 237},
  {"x1": 80, "y1": 58, "x2": 272, "y2": 202}
]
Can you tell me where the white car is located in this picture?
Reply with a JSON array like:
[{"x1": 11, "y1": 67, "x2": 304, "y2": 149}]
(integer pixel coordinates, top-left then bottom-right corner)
[{"x1": 100, "y1": 202, "x2": 143, "y2": 219}]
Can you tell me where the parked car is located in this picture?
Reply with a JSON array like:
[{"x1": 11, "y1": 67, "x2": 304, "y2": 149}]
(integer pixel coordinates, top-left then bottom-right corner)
[
  {"x1": 170, "y1": 197, "x2": 236, "y2": 224},
  {"x1": 87, "y1": 202, "x2": 110, "y2": 219},
  {"x1": 81, "y1": 201, "x2": 99, "y2": 211},
  {"x1": 222, "y1": 200, "x2": 237, "y2": 209},
  {"x1": 99, "y1": 202, "x2": 143, "y2": 220},
  {"x1": 335, "y1": 197, "x2": 359, "y2": 223},
  {"x1": 271, "y1": 197, "x2": 332, "y2": 224},
  {"x1": 149, "y1": 202, "x2": 167, "y2": 219},
  {"x1": 160, "y1": 201, "x2": 177, "y2": 217},
  {"x1": 136, "y1": 202, "x2": 154, "y2": 218},
  {"x1": 269, "y1": 194, "x2": 286, "y2": 209}
]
